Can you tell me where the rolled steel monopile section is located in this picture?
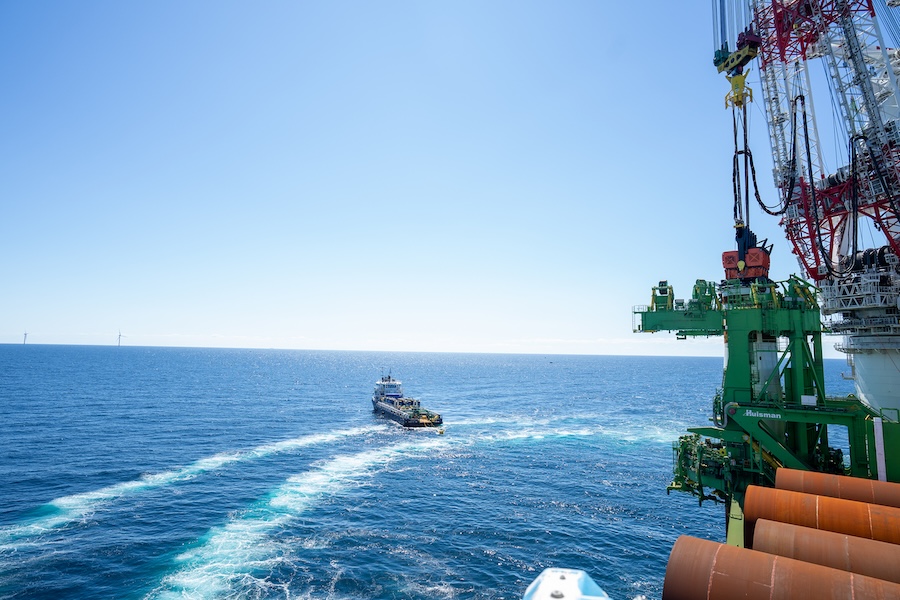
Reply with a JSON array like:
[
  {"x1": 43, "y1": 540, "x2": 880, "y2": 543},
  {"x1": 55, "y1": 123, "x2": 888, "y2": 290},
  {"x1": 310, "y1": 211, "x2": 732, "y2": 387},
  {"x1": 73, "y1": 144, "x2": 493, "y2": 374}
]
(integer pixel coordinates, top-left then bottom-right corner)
[
  {"x1": 752, "y1": 519, "x2": 900, "y2": 584},
  {"x1": 662, "y1": 536, "x2": 900, "y2": 600},
  {"x1": 776, "y1": 468, "x2": 900, "y2": 508},
  {"x1": 744, "y1": 485, "x2": 900, "y2": 545}
]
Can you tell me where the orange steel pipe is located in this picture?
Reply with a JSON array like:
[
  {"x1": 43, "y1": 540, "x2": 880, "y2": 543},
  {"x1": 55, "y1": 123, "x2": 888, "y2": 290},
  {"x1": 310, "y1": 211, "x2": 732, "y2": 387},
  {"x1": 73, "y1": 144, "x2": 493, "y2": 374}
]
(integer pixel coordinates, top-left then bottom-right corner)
[
  {"x1": 776, "y1": 468, "x2": 900, "y2": 508},
  {"x1": 743, "y1": 485, "x2": 900, "y2": 545},
  {"x1": 662, "y1": 535, "x2": 900, "y2": 600},
  {"x1": 752, "y1": 519, "x2": 900, "y2": 584}
]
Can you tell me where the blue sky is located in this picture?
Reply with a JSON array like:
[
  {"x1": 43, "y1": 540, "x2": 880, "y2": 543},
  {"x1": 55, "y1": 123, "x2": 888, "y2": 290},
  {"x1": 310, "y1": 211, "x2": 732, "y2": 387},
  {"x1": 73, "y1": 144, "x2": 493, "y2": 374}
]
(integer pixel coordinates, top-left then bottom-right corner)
[{"x1": 0, "y1": 1, "x2": 834, "y2": 355}]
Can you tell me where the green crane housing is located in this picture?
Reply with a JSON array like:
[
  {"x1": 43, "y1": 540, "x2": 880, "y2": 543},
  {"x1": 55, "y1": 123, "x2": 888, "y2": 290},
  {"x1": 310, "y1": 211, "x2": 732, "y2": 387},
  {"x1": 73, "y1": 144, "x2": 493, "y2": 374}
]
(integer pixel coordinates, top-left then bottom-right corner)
[{"x1": 634, "y1": 271, "x2": 900, "y2": 543}]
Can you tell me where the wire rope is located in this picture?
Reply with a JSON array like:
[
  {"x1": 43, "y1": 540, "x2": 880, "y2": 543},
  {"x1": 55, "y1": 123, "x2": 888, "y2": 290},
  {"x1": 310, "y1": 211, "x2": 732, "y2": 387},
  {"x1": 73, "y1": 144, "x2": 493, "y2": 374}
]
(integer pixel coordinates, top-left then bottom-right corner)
[{"x1": 874, "y1": 0, "x2": 900, "y2": 47}]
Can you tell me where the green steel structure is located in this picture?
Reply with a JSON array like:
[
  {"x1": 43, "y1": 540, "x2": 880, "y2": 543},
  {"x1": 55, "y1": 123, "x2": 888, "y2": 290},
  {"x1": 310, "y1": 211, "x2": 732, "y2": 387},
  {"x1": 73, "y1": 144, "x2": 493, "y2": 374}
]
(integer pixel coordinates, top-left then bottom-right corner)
[{"x1": 634, "y1": 274, "x2": 900, "y2": 540}]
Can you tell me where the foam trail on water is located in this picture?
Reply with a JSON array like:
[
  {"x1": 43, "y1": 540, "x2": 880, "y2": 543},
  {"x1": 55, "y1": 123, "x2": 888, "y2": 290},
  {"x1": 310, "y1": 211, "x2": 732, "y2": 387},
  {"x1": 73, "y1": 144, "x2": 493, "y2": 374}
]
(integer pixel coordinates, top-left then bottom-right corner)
[
  {"x1": 449, "y1": 414, "x2": 687, "y2": 447},
  {"x1": 0, "y1": 425, "x2": 384, "y2": 548},
  {"x1": 147, "y1": 438, "x2": 448, "y2": 600},
  {"x1": 147, "y1": 426, "x2": 647, "y2": 599}
]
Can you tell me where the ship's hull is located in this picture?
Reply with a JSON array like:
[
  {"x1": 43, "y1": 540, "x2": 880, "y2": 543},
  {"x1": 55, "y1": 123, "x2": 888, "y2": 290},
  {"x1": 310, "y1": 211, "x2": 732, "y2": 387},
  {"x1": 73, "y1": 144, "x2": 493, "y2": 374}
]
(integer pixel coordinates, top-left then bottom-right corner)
[{"x1": 372, "y1": 400, "x2": 442, "y2": 428}]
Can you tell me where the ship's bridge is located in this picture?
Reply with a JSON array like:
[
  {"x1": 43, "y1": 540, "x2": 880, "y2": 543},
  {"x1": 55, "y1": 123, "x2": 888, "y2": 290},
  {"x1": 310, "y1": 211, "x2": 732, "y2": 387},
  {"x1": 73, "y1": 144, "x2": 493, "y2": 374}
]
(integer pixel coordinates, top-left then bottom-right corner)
[
  {"x1": 375, "y1": 377, "x2": 404, "y2": 398},
  {"x1": 382, "y1": 383, "x2": 402, "y2": 397}
]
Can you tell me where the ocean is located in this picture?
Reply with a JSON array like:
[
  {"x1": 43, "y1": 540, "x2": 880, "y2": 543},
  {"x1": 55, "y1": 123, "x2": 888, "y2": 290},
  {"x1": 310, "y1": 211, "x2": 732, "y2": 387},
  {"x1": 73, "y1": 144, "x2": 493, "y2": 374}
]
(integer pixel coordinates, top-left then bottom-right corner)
[{"x1": 0, "y1": 346, "x2": 854, "y2": 599}]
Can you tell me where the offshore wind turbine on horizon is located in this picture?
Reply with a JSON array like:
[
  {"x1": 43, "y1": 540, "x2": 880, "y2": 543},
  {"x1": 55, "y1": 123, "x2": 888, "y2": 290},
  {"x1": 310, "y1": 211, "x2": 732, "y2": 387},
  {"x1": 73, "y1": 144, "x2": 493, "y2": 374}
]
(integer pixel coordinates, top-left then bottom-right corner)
[{"x1": 117, "y1": 331, "x2": 125, "y2": 347}]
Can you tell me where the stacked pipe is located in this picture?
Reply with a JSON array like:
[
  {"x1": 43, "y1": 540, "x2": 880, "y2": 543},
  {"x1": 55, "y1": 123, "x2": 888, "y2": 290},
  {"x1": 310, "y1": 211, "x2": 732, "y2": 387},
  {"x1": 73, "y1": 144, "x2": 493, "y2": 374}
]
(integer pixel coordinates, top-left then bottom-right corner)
[
  {"x1": 662, "y1": 469, "x2": 900, "y2": 600},
  {"x1": 774, "y1": 468, "x2": 900, "y2": 507}
]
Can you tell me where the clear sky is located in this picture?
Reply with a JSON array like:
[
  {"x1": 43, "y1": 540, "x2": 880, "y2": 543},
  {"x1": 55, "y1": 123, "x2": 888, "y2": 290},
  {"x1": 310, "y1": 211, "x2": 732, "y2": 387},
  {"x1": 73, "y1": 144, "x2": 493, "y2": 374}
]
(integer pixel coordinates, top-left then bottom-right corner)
[{"x1": 0, "y1": 1, "x2": 843, "y2": 356}]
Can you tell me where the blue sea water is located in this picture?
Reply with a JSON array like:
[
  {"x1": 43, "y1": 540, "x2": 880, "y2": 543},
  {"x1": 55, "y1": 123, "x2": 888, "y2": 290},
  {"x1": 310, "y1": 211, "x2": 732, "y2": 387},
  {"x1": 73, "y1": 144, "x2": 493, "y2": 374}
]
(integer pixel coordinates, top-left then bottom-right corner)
[{"x1": 0, "y1": 346, "x2": 854, "y2": 599}]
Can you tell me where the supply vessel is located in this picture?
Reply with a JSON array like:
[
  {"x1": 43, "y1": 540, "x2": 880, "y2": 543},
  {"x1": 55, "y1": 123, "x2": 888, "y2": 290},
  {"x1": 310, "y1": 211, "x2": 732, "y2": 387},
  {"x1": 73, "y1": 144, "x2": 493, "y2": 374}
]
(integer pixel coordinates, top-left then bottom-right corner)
[
  {"x1": 630, "y1": 1, "x2": 900, "y2": 596},
  {"x1": 372, "y1": 374, "x2": 442, "y2": 428}
]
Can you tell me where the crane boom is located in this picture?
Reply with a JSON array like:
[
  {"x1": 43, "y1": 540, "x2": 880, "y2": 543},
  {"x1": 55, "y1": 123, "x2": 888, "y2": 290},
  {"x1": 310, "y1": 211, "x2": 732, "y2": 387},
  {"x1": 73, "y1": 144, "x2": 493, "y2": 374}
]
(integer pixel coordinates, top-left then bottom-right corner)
[{"x1": 717, "y1": 0, "x2": 900, "y2": 414}]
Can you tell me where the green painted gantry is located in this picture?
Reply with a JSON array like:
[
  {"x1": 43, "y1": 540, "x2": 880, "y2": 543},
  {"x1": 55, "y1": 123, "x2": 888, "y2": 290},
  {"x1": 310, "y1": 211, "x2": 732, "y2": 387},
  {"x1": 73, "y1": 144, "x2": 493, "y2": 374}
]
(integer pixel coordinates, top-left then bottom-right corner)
[{"x1": 634, "y1": 275, "x2": 900, "y2": 513}]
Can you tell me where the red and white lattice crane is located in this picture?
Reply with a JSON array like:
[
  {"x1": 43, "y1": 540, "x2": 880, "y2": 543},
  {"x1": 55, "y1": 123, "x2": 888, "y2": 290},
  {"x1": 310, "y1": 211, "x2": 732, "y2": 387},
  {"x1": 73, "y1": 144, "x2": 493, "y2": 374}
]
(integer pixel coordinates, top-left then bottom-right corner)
[{"x1": 714, "y1": 0, "x2": 900, "y2": 413}]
